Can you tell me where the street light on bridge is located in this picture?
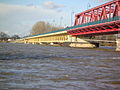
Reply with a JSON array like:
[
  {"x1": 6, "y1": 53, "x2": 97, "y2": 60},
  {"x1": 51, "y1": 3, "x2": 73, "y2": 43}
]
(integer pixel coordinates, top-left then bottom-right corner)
[
  {"x1": 71, "y1": 11, "x2": 75, "y2": 26},
  {"x1": 60, "y1": 16, "x2": 63, "y2": 27}
]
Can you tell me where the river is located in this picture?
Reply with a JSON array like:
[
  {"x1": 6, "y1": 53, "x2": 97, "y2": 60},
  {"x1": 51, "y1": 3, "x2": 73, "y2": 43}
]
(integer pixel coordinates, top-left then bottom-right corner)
[{"x1": 0, "y1": 43, "x2": 120, "y2": 90}]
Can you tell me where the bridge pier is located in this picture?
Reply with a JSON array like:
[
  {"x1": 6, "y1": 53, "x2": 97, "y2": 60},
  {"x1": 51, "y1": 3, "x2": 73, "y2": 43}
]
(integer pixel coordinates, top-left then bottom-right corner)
[
  {"x1": 50, "y1": 42, "x2": 54, "y2": 45},
  {"x1": 39, "y1": 42, "x2": 43, "y2": 44},
  {"x1": 69, "y1": 36, "x2": 99, "y2": 48},
  {"x1": 69, "y1": 42, "x2": 99, "y2": 48},
  {"x1": 116, "y1": 39, "x2": 120, "y2": 51}
]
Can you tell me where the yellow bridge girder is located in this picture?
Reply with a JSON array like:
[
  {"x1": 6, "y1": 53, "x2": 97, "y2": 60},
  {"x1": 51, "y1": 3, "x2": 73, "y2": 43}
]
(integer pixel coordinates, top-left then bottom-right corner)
[
  {"x1": 25, "y1": 34, "x2": 69, "y2": 44},
  {"x1": 15, "y1": 31, "x2": 73, "y2": 44},
  {"x1": 13, "y1": 31, "x2": 99, "y2": 48}
]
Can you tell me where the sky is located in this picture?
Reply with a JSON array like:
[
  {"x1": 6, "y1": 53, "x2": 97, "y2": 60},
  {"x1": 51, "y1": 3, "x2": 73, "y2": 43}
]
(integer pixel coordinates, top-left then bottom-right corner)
[{"x1": 0, "y1": 0, "x2": 110, "y2": 37}]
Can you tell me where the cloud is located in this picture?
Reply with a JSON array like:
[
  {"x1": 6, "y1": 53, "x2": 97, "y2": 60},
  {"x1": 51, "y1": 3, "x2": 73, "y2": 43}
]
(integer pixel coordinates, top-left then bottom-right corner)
[
  {"x1": 92, "y1": 0, "x2": 111, "y2": 2},
  {"x1": 0, "y1": 3, "x2": 57, "y2": 15},
  {"x1": 26, "y1": 3, "x2": 34, "y2": 7},
  {"x1": 0, "y1": 3, "x2": 69, "y2": 36},
  {"x1": 42, "y1": 1, "x2": 64, "y2": 9}
]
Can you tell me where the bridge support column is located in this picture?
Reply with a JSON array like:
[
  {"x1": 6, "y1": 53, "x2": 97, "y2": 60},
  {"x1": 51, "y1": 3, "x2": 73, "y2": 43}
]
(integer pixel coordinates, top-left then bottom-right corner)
[
  {"x1": 24, "y1": 40, "x2": 27, "y2": 44},
  {"x1": 116, "y1": 39, "x2": 120, "y2": 51},
  {"x1": 32, "y1": 42, "x2": 35, "y2": 44},
  {"x1": 39, "y1": 42, "x2": 43, "y2": 44},
  {"x1": 69, "y1": 36, "x2": 99, "y2": 48},
  {"x1": 50, "y1": 42, "x2": 54, "y2": 45}
]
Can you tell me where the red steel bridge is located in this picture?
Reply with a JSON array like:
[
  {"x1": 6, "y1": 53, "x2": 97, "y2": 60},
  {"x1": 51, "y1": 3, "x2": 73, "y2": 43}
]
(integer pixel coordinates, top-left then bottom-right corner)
[{"x1": 67, "y1": 0, "x2": 120, "y2": 36}]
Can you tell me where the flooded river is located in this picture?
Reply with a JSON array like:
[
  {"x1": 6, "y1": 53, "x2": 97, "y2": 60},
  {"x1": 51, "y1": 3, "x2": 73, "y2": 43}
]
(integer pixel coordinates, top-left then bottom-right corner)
[{"x1": 0, "y1": 43, "x2": 120, "y2": 90}]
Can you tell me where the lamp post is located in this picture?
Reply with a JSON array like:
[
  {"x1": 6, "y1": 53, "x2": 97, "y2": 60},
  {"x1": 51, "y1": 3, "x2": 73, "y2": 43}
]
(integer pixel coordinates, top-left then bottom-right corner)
[
  {"x1": 60, "y1": 16, "x2": 63, "y2": 27},
  {"x1": 87, "y1": 3, "x2": 91, "y2": 9},
  {"x1": 71, "y1": 11, "x2": 74, "y2": 26}
]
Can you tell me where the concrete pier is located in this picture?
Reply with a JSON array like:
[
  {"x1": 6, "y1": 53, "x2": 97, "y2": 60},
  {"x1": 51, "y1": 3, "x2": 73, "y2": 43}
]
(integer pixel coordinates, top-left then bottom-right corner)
[
  {"x1": 116, "y1": 39, "x2": 120, "y2": 51},
  {"x1": 69, "y1": 36, "x2": 99, "y2": 48},
  {"x1": 69, "y1": 42, "x2": 98, "y2": 48}
]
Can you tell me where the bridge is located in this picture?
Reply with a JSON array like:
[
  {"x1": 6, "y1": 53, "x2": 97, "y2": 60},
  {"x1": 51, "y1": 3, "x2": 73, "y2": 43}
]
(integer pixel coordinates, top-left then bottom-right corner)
[{"x1": 15, "y1": 0, "x2": 120, "y2": 51}]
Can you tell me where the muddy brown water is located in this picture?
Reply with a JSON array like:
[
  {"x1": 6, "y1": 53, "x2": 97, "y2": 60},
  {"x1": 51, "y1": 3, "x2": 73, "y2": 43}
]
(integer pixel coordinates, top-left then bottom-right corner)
[{"x1": 0, "y1": 43, "x2": 120, "y2": 90}]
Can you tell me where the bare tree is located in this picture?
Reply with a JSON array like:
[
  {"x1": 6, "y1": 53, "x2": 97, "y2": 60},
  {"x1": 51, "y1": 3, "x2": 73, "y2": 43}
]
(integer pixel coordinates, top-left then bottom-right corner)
[
  {"x1": 11, "y1": 35, "x2": 20, "y2": 40},
  {"x1": 0, "y1": 32, "x2": 9, "y2": 41},
  {"x1": 30, "y1": 21, "x2": 63, "y2": 35}
]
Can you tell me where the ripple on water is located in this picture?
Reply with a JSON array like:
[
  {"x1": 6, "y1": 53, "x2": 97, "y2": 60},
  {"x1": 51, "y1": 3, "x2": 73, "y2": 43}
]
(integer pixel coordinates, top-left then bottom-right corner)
[{"x1": 0, "y1": 43, "x2": 120, "y2": 89}]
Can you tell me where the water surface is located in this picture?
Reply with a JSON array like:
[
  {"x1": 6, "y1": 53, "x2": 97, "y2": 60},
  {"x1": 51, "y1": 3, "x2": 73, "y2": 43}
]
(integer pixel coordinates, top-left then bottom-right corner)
[{"x1": 0, "y1": 43, "x2": 120, "y2": 90}]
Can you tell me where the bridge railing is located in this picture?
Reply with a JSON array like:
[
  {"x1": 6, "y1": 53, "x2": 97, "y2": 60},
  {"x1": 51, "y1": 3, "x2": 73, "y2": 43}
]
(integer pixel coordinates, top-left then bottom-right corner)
[{"x1": 67, "y1": 16, "x2": 120, "y2": 30}]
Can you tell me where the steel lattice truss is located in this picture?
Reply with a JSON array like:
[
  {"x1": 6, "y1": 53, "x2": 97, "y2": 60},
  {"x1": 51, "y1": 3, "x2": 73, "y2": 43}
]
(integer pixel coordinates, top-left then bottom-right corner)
[{"x1": 67, "y1": 0, "x2": 120, "y2": 36}]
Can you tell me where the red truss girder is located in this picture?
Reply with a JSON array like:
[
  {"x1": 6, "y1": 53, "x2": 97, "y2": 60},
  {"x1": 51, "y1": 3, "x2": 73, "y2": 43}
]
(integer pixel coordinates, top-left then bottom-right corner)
[
  {"x1": 67, "y1": 20, "x2": 120, "y2": 36},
  {"x1": 74, "y1": 0, "x2": 120, "y2": 26}
]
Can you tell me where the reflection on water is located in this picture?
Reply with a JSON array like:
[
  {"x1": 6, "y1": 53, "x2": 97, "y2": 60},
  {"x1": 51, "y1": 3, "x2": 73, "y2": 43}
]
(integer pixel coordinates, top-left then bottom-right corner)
[{"x1": 0, "y1": 43, "x2": 120, "y2": 90}]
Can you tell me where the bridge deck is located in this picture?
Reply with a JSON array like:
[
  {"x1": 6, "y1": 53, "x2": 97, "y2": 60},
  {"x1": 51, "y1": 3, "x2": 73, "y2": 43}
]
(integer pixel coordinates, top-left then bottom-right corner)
[{"x1": 67, "y1": 16, "x2": 120, "y2": 36}]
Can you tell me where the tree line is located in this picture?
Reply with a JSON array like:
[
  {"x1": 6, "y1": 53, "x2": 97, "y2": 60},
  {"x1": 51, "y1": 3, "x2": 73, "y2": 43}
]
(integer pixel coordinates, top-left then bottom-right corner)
[{"x1": 0, "y1": 32, "x2": 20, "y2": 41}]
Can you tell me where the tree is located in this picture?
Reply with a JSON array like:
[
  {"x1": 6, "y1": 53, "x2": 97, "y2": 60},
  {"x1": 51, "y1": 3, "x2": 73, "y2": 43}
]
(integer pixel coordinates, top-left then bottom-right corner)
[
  {"x1": 0, "y1": 32, "x2": 9, "y2": 41},
  {"x1": 31, "y1": 21, "x2": 63, "y2": 35},
  {"x1": 11, "y1": 35, "x2": 20, "y2": 40}
]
